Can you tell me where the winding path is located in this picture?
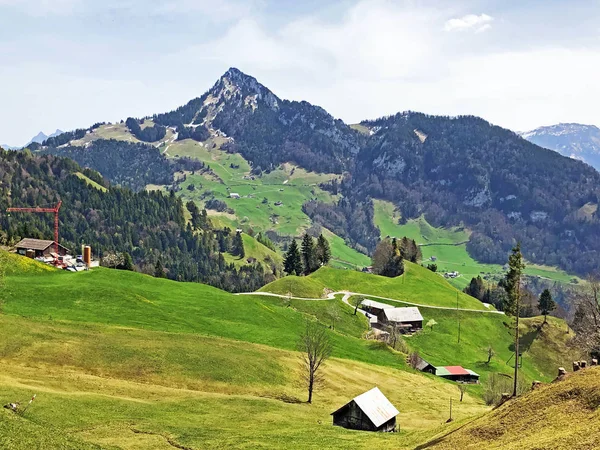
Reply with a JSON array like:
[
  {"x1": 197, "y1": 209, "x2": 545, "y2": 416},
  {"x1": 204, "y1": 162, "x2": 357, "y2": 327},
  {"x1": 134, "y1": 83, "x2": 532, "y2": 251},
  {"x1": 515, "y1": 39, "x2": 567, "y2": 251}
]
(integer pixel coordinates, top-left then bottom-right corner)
[{"x1": 236, "y1": 291, "x2": 505, "y2": 314}]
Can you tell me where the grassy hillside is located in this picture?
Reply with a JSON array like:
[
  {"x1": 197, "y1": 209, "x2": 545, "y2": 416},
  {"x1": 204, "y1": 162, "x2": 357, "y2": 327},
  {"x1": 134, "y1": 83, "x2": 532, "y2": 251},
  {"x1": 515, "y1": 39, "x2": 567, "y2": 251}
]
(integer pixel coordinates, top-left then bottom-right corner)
[
  {"x1": 373, "y1": 200, "x2": 580, "y2": 289},
  {"x1": 422, "y1": 367, "x2": 600, "y2": 450},
  {"x1": 261, "y1": 264, "x2": 489, "y2": 310},
  {"x1": 349, "y1": 297, "x2": 577, "y2": 387},
  {"x1": 223, "y1": 233, "x2": 283, "y2": 269},
  {"x1": 0, "y1": 253, "x2": 496, "y2": 449},
  {"x1": 166, "y1": 139, "x2": 340, "y2": 236}
]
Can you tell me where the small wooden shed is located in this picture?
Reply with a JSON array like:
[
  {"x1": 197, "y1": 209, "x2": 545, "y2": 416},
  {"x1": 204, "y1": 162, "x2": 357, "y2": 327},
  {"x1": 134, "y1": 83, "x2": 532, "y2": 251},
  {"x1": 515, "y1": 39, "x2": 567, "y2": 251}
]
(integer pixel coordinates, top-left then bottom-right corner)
[{"x1": 331, "y1": 387, "x2": 399, "y2": 432}]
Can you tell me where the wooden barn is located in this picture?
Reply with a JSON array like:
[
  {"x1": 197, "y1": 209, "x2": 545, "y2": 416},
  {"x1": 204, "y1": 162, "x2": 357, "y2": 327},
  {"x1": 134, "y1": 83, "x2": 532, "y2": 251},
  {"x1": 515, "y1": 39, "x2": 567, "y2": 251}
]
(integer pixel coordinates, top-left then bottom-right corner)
[
  {"x1": 436, "y1": 366, "x2": 480, "y2": 384},
  {"x1": 331, "y1": 387, "x2": 399, "y2": 432},
  {"x1": 378, "y1": 307, "x2": 423, "y2": 332},
  {"x1": 15, "y1": 238, "x2": 70, "y2": 258},
  {"x1": 361, "y1": 299, "x2": 394, "y2": 317}
]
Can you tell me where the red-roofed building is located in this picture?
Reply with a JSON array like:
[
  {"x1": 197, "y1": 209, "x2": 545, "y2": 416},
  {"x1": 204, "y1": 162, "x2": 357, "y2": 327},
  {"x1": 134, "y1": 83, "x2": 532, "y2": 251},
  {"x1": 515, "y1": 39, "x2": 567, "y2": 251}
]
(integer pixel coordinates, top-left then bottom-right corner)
[{"x1": 436, "y1": 366, "x2": 480, "y2": 383}]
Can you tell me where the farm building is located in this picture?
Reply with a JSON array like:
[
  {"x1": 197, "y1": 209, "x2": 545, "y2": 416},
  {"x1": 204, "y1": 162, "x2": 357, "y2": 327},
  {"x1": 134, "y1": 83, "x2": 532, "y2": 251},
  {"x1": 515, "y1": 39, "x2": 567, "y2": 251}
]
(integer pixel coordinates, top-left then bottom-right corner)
[
  {"x1": 436, "y1": 366, "x2": 480, "y2": 383},
  {"x1": 331, "y1": 387, "x2": 399, "y2": 432},
  {"x1": 414, "y1": 357, "x2": 436, "y2": 374},
  {"x1": 378, "y1": 307, "x2": 423, "y2": 332},
  {"x1": 361, "y1": 299, "x2": 394, "y2": 317},
  {"x1": 15, "y1": 238, "x2": 70, "y2": 258},
  {"x1": 229, "y1": 193, "x2": 241, "y2": 199}
]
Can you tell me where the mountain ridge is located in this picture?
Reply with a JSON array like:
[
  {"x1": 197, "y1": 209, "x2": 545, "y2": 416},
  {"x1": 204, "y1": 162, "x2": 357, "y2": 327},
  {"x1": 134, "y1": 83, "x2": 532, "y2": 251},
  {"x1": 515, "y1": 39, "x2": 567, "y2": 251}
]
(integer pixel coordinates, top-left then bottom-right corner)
[
  {"x1": 20, "y1": 68, "x2": 600, "y2": 277},
  {"x1": 520, "y1": 122, "x2": 600, "y2": 170}
]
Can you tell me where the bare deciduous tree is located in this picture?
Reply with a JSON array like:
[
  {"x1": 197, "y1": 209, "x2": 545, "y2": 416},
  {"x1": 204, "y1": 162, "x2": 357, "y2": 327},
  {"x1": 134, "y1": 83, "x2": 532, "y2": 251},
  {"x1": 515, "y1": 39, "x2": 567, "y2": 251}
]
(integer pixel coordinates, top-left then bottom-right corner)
[
  {"x1": 102, "y1": 252, "x2": 124, "y2": 269},
  {"x1": 351, "y1": 296, "x2": 363, "y2": 315},
  {"x1": 327, "y1": 304, "x2": 341, "y2": 330},
  {"x1": 408, "y1": 351, "x2": 421, "y2": 369},
  {"x1": 299, "y1": 321, "x2": 332, "y2": 403},
  {"x1": 0, "y1": 251, "x2": 7, "y2": 313},
  {"x1": 458, "y1": 383, "x2": 466, "y2": 402},
  {"x1": 486, "y1": 345, "x2": 495, "y2": 364},
  {"x1": 571, "y1": 277, "x2": 600, "y2": 357}
]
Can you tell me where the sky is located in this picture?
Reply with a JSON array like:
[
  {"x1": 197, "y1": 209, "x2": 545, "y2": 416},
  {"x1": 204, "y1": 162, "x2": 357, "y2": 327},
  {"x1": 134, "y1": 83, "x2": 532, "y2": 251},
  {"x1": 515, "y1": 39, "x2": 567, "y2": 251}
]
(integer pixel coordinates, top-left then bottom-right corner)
[{"x1": 1, "y1": 0, "x2": 599, "y2": 145}]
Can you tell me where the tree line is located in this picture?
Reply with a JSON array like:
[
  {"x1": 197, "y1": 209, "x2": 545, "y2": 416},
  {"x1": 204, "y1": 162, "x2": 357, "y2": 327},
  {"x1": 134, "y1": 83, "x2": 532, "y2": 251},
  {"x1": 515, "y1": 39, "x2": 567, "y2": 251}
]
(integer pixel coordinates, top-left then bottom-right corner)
[
  {"x1": 283, "y1": 233, "x2": 331, "y2": 276},
  {"x1": 371, "y1": 237, "x2": 421, "y2": 277},
  {"x1": 0, "y1": 148, "x2": 269, "y2": 293}
]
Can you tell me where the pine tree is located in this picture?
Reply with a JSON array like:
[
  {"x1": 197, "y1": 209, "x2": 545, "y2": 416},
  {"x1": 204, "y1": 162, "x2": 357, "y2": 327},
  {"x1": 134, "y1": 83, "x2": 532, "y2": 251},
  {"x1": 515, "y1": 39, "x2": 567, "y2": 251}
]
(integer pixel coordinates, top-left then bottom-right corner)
[
  {"x1": 233, "y1": 231, "x2": 245, "y2": 258},
  {"x1": 504, "y1": 243, "x2": 525, "y2": 397},
  {"x1": 301, "y1": 234, "x2": 317, "y2": 275},
  {"x1": 121, "y1": 252, "x2": 134, "y2": 271},
  {"x1": 154, "y1": 259, "x2": 166, "y2": 278},
  {"x1": 464, "y1": 276, "x2": 486, "y2": 301},
  {"x1": 316, "y1": 234, "x2": 332, "y2": 267},
  {"x1": 284, "y1": 239, "x2": 303, "y2": 276},
  {"x1": 538, "y1": 289, "x2": 556, "y2": 324}
]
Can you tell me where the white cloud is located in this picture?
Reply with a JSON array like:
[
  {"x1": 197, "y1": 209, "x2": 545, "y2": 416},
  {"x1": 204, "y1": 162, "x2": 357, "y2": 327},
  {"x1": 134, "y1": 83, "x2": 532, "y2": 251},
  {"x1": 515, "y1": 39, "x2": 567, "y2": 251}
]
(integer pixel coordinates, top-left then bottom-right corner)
[
  {"x1": 0, "y1": 0, "x2": 80, "y2": 15},
  {"x1": 444, "y1": 13, "x2": 494, "y2": 33},
  {"x1": 2, "y1": 0, "x2": 600, "y2": 144}
]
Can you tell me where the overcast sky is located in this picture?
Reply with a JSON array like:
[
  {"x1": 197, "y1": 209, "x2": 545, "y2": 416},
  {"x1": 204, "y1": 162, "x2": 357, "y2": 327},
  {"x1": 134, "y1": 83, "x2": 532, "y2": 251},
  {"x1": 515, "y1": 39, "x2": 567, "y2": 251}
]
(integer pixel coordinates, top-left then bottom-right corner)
[{"x1": 1, "y1": 0, "x2": 599, "y2": 145}]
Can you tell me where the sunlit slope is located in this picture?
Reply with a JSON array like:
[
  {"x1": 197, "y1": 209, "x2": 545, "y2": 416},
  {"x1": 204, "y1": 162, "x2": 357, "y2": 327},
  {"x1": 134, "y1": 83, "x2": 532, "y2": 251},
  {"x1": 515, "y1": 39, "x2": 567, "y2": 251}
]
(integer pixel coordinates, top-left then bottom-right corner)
[
  {"x1": 261, "y1": 264, "x2": 488, "y2": 310},
  {"x1": 422, "y1": 367, "x2": 600, "y2": 450}
]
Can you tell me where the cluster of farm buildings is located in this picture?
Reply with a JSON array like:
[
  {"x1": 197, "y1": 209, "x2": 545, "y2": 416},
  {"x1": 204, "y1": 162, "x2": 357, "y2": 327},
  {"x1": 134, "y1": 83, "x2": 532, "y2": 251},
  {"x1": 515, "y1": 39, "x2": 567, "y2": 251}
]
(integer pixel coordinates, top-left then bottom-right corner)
[
  {"x1": 330, "y1": 298, "x2": 479, "y2": 433},
  {"x1": 12, "y1": 238, "x2": 99, "y2": 270}
]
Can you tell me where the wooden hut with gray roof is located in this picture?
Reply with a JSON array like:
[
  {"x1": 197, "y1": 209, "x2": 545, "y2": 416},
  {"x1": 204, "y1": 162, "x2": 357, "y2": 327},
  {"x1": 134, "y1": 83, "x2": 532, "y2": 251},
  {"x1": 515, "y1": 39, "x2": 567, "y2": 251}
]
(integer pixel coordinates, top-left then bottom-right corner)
[{"x1": 331, "y1": 387, "x2": 399, "y2": 432}]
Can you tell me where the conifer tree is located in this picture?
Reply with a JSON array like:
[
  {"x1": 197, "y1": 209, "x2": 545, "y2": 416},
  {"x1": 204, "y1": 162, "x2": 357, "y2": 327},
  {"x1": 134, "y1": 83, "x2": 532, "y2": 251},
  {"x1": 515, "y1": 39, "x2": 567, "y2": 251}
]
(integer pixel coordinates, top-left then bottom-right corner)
[
  {"x1": 301, "y1": 233, "x2": 318, "y2": 275},
  {"x1": 233, "y1": 231, "x2": 245, "y2": 258},
  {"x1": 538, "y1": 289, "x2": 556, "y2": 324},
  {"x1": 284, "y1": 239, "x2": 303, "y2": 276},
  {"x1": 316, "y1": 234, "x2": 332, "y2": 267},
  {"x1": 121, "y1": 252, "x2": 134, "y2": 271},
  {"x1": 504, "y1": 243, "x2": 525, "y2": 397},
  {"x1": 154, "y1": 259, "x2": 166, "y2": 278}
]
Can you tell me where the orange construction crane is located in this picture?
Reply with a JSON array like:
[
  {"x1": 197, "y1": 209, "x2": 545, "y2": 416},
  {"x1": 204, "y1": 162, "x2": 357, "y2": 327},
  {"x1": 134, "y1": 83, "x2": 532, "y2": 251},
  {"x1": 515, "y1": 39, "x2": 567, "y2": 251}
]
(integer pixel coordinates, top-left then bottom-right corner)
[{"x1": 7, "y1": 201, "x2": 62, "y2": 254}]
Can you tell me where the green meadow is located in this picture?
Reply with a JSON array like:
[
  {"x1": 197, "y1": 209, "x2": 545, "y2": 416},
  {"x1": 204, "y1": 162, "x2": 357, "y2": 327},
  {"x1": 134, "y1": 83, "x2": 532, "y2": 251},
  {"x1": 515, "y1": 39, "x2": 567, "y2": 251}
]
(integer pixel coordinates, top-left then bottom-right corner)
[{"x1": 0, "y1": 253, "x2": 504, "y2": 449}]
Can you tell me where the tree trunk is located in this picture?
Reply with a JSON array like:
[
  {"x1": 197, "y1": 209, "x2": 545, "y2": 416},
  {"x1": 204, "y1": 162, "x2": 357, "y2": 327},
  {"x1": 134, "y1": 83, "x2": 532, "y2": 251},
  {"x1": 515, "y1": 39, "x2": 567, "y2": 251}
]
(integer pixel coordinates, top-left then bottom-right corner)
[
  {"x1": 308, "y1": 377, "x2": 313, "y2": 403},
  {"x1": 513, "y1": 284, "x2": 520, "y2": 397}
]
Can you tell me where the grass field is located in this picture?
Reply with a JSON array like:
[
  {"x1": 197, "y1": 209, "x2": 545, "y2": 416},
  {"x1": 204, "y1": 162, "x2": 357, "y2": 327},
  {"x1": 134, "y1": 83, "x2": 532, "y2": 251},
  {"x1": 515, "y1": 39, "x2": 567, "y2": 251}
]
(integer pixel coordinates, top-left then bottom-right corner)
[
  {"x1": 424, "y1": 367, "x2": 600, "y2": 450},
  {"x1": 261, "y1": 263, "x2": 489, "y2": 310},
  {"x1": 74, "y1": 172, "x2": 108, "y2": 192},
  {"x1": 373, "y1": 200, "x2": 580, "y2": 289},
  {"x1": 0, "y1": 254, "x2": 499, "y2": 449},
  {"x1": 223, "y1": 233, "x2": 283, "y2": 270}
]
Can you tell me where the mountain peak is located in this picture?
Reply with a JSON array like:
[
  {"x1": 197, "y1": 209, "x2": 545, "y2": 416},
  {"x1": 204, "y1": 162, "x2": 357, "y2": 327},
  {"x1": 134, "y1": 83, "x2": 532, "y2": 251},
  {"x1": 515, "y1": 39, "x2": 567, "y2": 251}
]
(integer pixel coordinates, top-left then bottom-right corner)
[{"x1": 211, "y1": 67, "x2": 280, "y2": 111}]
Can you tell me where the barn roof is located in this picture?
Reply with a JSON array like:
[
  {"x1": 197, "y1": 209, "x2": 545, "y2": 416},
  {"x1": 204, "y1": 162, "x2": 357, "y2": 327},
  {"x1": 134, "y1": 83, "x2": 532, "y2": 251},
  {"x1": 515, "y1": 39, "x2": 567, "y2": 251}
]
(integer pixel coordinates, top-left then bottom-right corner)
[
  {"x1": 466, "y1": 369, "x2": 480, "y2": 378},
  {"x1": 436, "y1": 366, "x2": 479, "y2": 377},
  {"x1": 383, "y1": 307, "x2": 423, "y2": 323},
  {"x1": 444, "y1": 366, "x2": 471, "y2": 376},
  {"x1": 15, "y1": 238, "x2": 55, "y2": 251},
  {"x1": 361, "y1": 299, "x2": 395, "y2": 310},
  {"x1": 332, "y1": 387, "x2": 399, "y2": 428},
  {"x1": 415, "y1": 357, "x2": 434, "y2": 372}
]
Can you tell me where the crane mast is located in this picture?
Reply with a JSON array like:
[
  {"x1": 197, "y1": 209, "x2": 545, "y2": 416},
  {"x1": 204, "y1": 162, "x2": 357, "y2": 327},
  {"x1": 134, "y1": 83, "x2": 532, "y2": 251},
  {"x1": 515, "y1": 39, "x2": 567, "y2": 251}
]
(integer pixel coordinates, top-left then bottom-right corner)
[{"x1": 6, "y1": 201, "x2": 62, "y2": 254}]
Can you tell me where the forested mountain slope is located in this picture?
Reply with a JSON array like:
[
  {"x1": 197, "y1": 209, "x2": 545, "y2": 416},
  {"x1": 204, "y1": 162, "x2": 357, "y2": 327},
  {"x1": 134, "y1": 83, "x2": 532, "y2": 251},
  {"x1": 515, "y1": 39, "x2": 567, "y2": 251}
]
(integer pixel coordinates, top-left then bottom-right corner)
[
  {"x1": 343, "y1": 113, "x2": 600, "y2": 275},
  {"x1": 18, "y1": 69, "x2": 600, "y2": 277},
  {"x1": 0, "y1": 148, "x2": 269, "y2": 291}
]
